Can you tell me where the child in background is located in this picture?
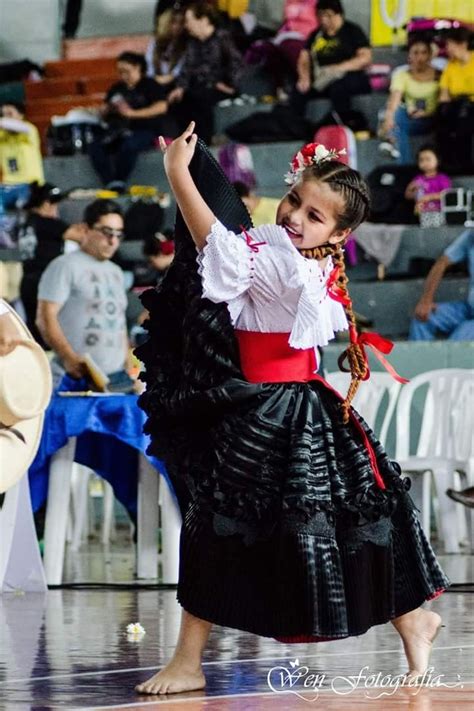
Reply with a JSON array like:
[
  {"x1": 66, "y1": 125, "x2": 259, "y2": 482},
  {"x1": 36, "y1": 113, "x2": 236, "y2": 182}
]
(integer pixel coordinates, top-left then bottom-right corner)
[
  {"x1": 141, "y1": 229, "x2": 175, "y2": 286},
  {"x1": 405, "y1": 144, "x2": 451, "y2": 228},
  {"x1": 232, "y1": 181, "x2": 281, "y2": 226}
]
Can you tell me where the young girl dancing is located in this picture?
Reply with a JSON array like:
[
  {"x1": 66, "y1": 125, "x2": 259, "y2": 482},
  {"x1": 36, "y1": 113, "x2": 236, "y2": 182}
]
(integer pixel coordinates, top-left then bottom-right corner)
[{"x1": 136, "y1": 122, "x2": 449, "y2": 696}]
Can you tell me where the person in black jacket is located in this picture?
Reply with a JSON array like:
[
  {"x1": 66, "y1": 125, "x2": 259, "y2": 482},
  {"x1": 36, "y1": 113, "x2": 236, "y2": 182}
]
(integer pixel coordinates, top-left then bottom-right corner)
[
  {"x1": 166, "y1": 2, "x2": 242, "y2": 144},
  {"x1": 89, "y1": 52, "x2": 179, "y2": 188},
  {"x1": 19, "y1": 182, "x2": 85, "y2": 343}
]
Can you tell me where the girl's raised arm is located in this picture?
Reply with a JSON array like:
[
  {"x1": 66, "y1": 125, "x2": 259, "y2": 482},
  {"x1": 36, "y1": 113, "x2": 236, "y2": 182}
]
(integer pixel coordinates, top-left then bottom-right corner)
[{"x1": 159, "y1": 122, "x2": 217, "y2": 251}]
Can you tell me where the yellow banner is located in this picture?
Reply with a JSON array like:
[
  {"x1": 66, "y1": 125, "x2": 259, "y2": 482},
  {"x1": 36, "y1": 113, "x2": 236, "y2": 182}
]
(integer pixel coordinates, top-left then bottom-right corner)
[{"x1": 371, "y1": 0, "x2": 474, "y2": 46}]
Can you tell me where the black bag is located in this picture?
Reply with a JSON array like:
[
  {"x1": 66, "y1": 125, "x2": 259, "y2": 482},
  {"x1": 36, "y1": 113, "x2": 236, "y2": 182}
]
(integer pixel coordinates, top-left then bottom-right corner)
[
  {"x1": 315, "y1": 109, "x2": 369, "y2": 134},
  {"x1": 435, "y1": 99, "x2": 474, "y2": 174},
  {"x1": 225, "y1": 105, "x2": 316, "y2": 143},
  {"x1": 366, "y1": 164, "x2": 418, "y2": 224},
  {"x1": 124, "y1": 200, "x2": 164, "y2": 241},
  {"x1": 46, "y1": 122, "x2": 102, "y2": 156}
]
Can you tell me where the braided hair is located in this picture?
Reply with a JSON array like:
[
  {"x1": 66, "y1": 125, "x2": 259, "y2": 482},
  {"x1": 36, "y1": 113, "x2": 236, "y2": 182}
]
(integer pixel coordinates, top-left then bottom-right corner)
[{"x1": 297, "y1": 160, "x2": 371, "y2": 423}]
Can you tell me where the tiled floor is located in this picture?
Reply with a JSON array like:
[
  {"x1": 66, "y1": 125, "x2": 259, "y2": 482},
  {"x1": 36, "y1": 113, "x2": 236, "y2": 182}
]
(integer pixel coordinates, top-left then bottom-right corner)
[{"x1": 0, "y1": 544, "x2": 472, "y2": 710}]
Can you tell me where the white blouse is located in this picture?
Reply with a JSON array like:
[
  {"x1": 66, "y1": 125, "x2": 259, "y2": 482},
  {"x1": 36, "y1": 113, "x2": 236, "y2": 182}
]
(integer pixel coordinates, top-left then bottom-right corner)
[{"x1": 196, "y1": 220, "x2": 348, "y2": 358}]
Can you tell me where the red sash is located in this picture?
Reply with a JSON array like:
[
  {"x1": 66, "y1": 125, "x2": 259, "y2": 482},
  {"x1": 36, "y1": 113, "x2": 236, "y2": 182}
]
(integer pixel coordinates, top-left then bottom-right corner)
[{"x1": 234, "y1": 330, "x2": 386, "y2": 490}]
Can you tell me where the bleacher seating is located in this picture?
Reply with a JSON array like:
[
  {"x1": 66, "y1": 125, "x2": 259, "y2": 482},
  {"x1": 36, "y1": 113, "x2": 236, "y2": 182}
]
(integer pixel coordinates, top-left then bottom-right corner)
[
  {"x1": 62, "y1": 35, "x2": 152, "y2": 61},
  {"x1": 22, "y1": 58, "x2": 117, "y2": 151},
  {"x1": 2, "y1": 43, "x2": 471, "y2": 341},
  {"x1": 24, "y1": 78, "x2": 81, "y2": 101},
  {"x1": 43, "y1": 58, "x2": 117, "y2": 79}
]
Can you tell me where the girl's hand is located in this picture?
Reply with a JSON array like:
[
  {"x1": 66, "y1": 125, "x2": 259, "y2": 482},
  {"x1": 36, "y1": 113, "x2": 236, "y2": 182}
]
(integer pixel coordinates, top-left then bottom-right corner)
[{"x1": 158, "y1": 121, "x2": 198, "y2": 175}]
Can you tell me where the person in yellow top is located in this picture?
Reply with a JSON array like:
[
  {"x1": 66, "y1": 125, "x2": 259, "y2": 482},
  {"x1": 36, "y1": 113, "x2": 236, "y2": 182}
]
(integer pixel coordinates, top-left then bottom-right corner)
[
  {"x1": 379, "y1": 38, "x2": 440, "y2": 163},
  {"x1": 232, "y1": 181, "x2": 281, "y2": 227},
  {"x1": 436, "y1": 27, "x2": 474, "y2": 174},
  {"x1": 439, "y1": 27, "x2": 474, "y2": 101},
  {"x1": 0, "y1": 103, "x2": 44, "y2": 207}
]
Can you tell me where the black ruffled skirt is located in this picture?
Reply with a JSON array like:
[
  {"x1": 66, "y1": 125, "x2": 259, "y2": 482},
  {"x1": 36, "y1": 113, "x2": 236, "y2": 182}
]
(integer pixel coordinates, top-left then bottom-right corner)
[
  {"x1": 139, "y1": 320, "x2": 450, "y2": 641},
  {"x1": 136, "y1": 140, "x2": 450, "y2": 642}
]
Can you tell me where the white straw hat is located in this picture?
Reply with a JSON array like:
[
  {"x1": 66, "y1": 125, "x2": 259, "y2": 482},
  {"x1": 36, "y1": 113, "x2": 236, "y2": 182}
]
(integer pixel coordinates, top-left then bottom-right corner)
[{"x1": 0, "y1": 304, "x2": 52, "y2": 493}]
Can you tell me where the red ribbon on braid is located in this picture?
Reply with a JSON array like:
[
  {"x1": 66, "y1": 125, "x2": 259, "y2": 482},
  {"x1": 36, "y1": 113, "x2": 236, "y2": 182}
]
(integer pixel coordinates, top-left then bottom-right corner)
[
  {"x1": 327, "y1": 266, "x2": 408, "y2": 385},
  {"x1": 326, "y1": 266, "x2": 352, "y2": 307},
  {"x1": 240, "y1": 225, "x2": 267, "y2": 253},
  {"x1": 339, "y1": 325, "x2": 409, "y2": 384}
]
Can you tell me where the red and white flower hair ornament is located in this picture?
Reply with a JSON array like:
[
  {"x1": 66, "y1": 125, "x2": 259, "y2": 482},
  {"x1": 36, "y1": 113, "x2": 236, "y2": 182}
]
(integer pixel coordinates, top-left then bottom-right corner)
[{"x1": 284, "y1": 142, "x2": 347, "y2": 185}]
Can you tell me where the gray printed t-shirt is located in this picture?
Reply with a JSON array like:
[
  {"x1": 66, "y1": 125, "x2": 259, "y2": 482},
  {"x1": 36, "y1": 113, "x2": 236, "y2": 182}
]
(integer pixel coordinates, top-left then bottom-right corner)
[{"x1": 38, "y1": 250, "x2": 128, "y2": 382}]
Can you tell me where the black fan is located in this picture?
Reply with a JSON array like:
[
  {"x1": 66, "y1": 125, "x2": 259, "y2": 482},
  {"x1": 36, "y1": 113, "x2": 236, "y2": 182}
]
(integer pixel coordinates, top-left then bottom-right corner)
[{"x1": 136, "y1": 139, "x2": 254, "y2": 514}]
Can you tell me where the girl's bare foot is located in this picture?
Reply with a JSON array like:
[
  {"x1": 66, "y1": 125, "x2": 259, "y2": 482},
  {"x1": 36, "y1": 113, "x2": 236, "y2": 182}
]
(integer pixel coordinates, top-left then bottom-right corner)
[
  {"x1": 135, "y1": 659, "x2": 206, "y2": 695},
  {"x1": 392, "y1": 608, "x2": 442, "y2": 677}
]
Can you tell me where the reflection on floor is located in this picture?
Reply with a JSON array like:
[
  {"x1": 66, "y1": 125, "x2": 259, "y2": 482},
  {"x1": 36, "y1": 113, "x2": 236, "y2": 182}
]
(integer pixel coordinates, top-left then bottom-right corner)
[{"x1": 0, "y1": 542, "x2": 472, "y2": 710}]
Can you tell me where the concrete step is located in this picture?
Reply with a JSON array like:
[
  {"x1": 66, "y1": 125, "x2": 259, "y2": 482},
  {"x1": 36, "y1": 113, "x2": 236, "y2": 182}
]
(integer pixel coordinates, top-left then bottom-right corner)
[
  {"x1": 44, "y1": 140, "x2": 474, "y2": 202},
  {"x1": 348, "y1": 277, "x2": 469, "y2": 337}
]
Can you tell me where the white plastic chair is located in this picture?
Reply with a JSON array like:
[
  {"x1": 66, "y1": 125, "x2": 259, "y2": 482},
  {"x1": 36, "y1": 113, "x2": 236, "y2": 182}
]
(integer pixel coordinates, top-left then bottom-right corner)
[
  {"x1": 67, "y1": 466, "x2": 118, "y2": 551},
  {"x1": 43, "y1": 442, "x2": 167, "y2": 585},
  {"x1": 325, "y1": 371, "x2": 402, "y2": 447},
  {"x1": 395, "y1": 368, "x2": 474, "y2": 553}
]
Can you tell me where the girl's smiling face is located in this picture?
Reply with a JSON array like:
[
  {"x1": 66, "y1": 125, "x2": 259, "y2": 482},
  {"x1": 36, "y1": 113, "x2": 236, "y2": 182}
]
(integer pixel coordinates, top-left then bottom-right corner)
[{"x1": 276, "y1": 178, "x2": 350, "y2": 250}]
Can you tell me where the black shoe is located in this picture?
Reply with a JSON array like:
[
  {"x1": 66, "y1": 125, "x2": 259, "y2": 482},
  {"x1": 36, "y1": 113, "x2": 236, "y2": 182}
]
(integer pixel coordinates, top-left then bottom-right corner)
[{"x1": 446, "y1": 487, "x2": 474, "y2": 509}]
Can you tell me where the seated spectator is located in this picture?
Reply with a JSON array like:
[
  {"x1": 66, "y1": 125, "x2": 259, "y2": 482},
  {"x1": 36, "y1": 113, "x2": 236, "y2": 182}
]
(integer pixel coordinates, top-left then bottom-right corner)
[
  {"x1": 404, "y1": 145, "x2": 451, "y2": 228},
  {"x1": 36, "y1": 200, "x2": 130, "y2": 388},
  {"x1": 146, "y1": 7, "x2": 187, "y2": 88},
  {"x1": 0, "y1": 103, "x2": 44, "y2": 207},
  {"x1": 232, "y1": 181, "x2": 280, "y2": 226},
  {"x1": 143, "y1": 230, "x2": 175, "y2": 285},
  {"x1": 88, "y1": 52, "x2": 178, "y2": 189},
  {"x1": 379, "y1": 39, "x2": 440, "y2": 163},
  {"x1": 167, "y1": 2, "x2": 243, "y2": 144},
  {"x1": 409, "y1": 228, "x2": 473, "y2": 341},
  {"x1": 292, "y1": 0, "x2": 371, "y2": 119},
  {"x1": 436, "y1": 27, "x2": 474, "y2": 173},
  {"x1": 244, "y1": 0, "x2": 318, "y2": 99},
  {"x1": 19, "y1": 182, "x2": 85, "y2": 343}
]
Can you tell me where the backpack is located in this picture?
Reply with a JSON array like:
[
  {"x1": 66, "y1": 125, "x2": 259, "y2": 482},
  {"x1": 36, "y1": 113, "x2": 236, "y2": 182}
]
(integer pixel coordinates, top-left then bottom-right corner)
[
  {"x1": 366, "y1": 164, "x2": 418, "y2": 224},
  {"x1": 314, "y1": 124, "x2": 358, "y2": 169},
  {"x1": 217, "y1": 143, "x2": 257, "y2": 189},
  {"x1": 226, "y1": 105, "x2": 316, "y2": 143}
]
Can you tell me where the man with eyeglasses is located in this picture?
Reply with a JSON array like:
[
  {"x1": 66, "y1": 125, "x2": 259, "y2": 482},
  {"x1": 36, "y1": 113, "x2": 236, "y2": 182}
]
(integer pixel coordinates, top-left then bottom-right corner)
[{"x1": 36, "y1": 199, "x2": 129, "y2": 388}]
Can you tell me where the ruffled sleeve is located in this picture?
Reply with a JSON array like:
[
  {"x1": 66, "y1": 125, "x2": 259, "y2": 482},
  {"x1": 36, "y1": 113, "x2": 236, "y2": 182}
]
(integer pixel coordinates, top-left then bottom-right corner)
[
  {"x1": 289, "y1": 257, "x2": 348, "y2": 350},
  {"x1": 196, "y1": 220, "x2": 300, "y2": 323}
]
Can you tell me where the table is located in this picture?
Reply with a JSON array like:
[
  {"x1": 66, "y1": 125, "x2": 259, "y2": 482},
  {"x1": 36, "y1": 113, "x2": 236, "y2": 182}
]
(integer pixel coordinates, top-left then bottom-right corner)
[{"x1": 28, "y1": 391, "x2": 181, "y2": 586}]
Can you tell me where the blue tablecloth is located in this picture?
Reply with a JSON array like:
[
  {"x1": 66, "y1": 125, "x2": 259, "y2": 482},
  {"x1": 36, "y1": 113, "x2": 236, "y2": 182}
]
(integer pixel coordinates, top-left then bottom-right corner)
[{"x1": 28, "y1": 380, "x2": 169, "y2": 519}]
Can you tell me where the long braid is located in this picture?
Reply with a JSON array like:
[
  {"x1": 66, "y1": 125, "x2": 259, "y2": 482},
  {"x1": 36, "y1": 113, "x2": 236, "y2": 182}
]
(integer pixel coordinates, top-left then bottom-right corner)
[
  {"x1": 296, "y1": 160, "x2": 372, "y2": 423},
  {"x1": 331, "y1": 244, "x2": 368, "y2": 422}
]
